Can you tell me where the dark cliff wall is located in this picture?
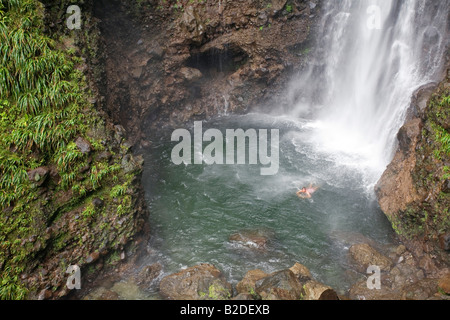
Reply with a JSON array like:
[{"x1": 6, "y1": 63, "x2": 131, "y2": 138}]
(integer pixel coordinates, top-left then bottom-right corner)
[{"x1": 92, "y1": 0, "x2": 318, "y2": 147}]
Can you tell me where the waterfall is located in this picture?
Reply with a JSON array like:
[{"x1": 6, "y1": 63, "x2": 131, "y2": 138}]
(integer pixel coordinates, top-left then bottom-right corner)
[{"x1": 288, "y1": 0, "x2": 449, "y2": 185}]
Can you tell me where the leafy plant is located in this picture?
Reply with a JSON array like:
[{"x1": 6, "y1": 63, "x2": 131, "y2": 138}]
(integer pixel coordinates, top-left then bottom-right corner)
[
  {"x1": 0, "y1": 0, "x2": 99, "y2": 299},
  {"x1": 81, "y1": 203, "x2": 96, "y2": 219}
]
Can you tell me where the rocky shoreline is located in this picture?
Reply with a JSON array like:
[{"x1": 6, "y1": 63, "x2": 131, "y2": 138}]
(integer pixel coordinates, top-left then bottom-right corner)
[{"x1": 78, "y1": 234, "x2": 449, "y2": 300}]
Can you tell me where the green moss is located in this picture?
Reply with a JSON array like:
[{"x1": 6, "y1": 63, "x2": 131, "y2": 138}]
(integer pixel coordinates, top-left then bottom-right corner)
[
  {"x1": 400, "y1": 86, "x2": 450, "y2": 243},
  {"x1": 0, "y1": 1, "x2": 144, "y2": 300},
  {"x1": 199, "y1": 281, "x2": 231, "y2": 300},
  {"x1": 0, "y1": 267, "x2": 28, "y2": 300},
  {"x1": 106, "y1": 251, "x2": 120, "y2": 266}
]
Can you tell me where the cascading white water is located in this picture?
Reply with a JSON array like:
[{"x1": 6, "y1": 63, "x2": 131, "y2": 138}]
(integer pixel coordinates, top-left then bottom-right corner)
[{"x1": 288, "y1": 0, "x2": 449, "y2": 186}]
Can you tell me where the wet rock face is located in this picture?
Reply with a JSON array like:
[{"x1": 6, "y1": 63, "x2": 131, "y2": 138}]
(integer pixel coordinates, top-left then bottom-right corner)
[
  {"x1": 375, "y1": 118, "x2": 423, "y2": 218},
  {"x1": 94, "y1": 0, "x2": 316, "y2": 146},
  {"x1": 397, "y1": 119, "x2": 423, "y2": 155},
  {"x1": 375, "y1": 72, "x2": 450, "y2": 269}
]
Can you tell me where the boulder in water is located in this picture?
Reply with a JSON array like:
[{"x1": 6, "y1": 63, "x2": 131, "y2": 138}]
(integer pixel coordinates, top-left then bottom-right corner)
[
  {"x1": 289, "y1": 262, "x2": 312, "y2": 280},
  {"x1": 288, "y1": 263, "x2": 339, "y2": 300},
  {"x1": 349, "y1": 243, "x2": 393, "y2": 273},
  {"x1": 255, "y1": 269, "x2": 304, "y2": 300},
  {"x1": 236, "y1": 269, "x2": 269, "y2": 296},
  {"x1": 159, "y1": 264, "x2": 232, "y2": 300},
  {"x1": 303, "y1": 280, "x2": 339, "y2": 300},
  {"x1": 229, "y1": 228, "x2": 274, "y2": 251}
]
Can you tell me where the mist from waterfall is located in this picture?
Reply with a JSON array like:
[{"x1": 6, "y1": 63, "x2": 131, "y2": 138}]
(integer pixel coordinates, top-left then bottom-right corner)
[{"x1": 286, "y1": 0, "x2": 449, "y2": 187}]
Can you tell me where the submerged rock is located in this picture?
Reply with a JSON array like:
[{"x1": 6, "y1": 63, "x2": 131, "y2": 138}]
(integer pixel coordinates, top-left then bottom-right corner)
[
  {"x1": 111, "y1": 280, "x2": 149, "y2": 300},
  {"x1": 328, "y1": 230, "x2": 381, "y2": 250},
  {"x1": 83, "y1": 287, "x2": 119, "y2": 300},
  {"x1": 229, "y1": 228, "x2": 274, "y2": 251}
]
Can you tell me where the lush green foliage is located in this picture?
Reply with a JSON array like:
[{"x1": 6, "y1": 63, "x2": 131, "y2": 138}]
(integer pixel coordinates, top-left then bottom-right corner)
[
  {"x1": 405, "y1": 89, "x2": 450, "y2": 241},
  {"x1": 0, "y1": 0, "x2": 136, "y2": 300},
  {"x1": 429, "y1": 92, "x2": 450, "y2": 180},
  {"x1": 0, "y1": 0, "x2": 86, "y2": 210}
]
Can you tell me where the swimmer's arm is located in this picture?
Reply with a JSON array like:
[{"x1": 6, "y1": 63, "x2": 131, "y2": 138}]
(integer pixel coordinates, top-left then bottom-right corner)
[{"x1": 297, "y1": 192, "x2": 311, "y2": 199}]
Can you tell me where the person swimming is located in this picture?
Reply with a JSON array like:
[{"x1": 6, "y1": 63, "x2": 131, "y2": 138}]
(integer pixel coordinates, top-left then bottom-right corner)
[{"x1": 296, "y1": 184, "x2": 318, "y2": 199}]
